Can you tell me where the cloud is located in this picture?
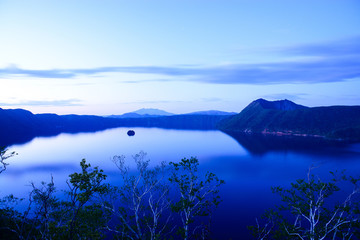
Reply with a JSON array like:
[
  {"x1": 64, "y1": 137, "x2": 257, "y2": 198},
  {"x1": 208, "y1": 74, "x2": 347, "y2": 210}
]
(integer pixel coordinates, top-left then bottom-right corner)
[
  {"x1": 1, "y1": 37, "x2": 359, "y2": 85},
  {"x1": 0, "y1": 65, "x2": 199, "y2": 79},
  {"x1": 0, "y1": 99, "x2": 82, "y2": 107},
  {"x1": 0, "y1": 65, "x2": 77, "y2": 78},
  {"x1": 283, "y1": 36, "x2": 360, "y2": 57}
]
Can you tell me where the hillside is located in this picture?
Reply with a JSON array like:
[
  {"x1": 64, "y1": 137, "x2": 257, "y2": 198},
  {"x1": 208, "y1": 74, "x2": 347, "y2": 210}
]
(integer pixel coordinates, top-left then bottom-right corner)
[
  {"x1": 185, "y1": 110, "x2": 237, "y2": 116},
  {"x1": 218, "y1": 99, "x2": 360, "y2": 141}
]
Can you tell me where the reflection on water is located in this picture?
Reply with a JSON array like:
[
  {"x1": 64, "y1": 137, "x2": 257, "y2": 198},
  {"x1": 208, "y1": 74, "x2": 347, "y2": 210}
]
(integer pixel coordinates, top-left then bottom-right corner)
[
  {"x1": 225, "y1": 131, "x2": 352, "y2": 155},
  {"x1": 1, "y1": 127, "x2": 360, "y2": 239}
]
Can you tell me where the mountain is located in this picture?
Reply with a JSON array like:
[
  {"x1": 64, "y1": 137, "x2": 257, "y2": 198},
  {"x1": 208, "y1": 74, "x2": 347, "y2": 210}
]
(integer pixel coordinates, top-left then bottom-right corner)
[
  {"x1": 0, "y1": 108, "x2": 123, "y2": 146},
  {"x1": 250, "y1": 98, "x2": 308, "y2": 111},
  {"x1": 185, "y1": 110, "x2": 237, "y2": 116},
  {"x1": 108, "y1": 109, "x2": 236, "y2": 118},
  {"x1": 218, "y1": 99, "x2": 360, "y2": 141},
  {"x1": 132, "y1": 108, "x2": 174, "y2": 116},
  {"x1": 108, "y1": 108, "x2": 174, "y2": 118},
  {"x1": 108, "y1": 113, "x2": 144, "y2": 119},
  {"x1": 3, "y1": 99, "x2": 359, "y2": 147}
]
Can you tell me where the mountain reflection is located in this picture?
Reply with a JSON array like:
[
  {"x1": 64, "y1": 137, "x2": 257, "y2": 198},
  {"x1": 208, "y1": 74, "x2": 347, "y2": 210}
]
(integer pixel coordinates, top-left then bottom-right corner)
[{"x1": 224, "y1": 131, "x2": 352, "y2": 155}]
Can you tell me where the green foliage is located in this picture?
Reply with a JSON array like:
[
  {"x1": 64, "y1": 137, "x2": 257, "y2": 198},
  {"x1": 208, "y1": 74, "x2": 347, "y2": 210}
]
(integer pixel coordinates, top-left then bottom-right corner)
[
  {"x1": 68, "y1": 159, "x2": 109, "y2": 204},
  {"x1": 0, "y1": 159, "x2": 110, "y2": 239},
  {"x1": 0, "y1": 155, "x2": 224, "y2": 239},
  {"x1": 0, "y1": 194, "x2": 33, "y2": 239},
  {"x1": 64, "y1": 159, "x2": 110, "y2": 239},
  {"x1": 250, "y1": 169, "x2": 360, "y2": 240},
  {"x1": 169, "y1": 157, "x2": 224, "y2": 240}
]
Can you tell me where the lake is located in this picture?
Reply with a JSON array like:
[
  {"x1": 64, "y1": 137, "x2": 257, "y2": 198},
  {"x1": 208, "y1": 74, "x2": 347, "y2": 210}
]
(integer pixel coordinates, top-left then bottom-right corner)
[{"x1": 2, "y1": 127, "x2": 360, "y2": 239}]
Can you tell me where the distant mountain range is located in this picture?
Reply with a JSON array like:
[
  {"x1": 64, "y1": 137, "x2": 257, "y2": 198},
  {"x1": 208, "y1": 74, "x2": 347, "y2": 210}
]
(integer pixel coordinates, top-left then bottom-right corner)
[
  {"x1": 1, "y1": 99, "x2": 359, "y2": 147},
  {"x1": 0, "y1": 107, "x2": 234, "y2": 146},
  {"x1": 218, "y1": 99, "x2": 360, "y2": 141},
  {"x1": 108, "y1": 108, "x2": 174, "y2": 118},
  {"x1": 107, "y1": 108, "x2": 235, "y2": 118},
  {"x1": 132, "y1": 108, "x2": 174, "y2": 116}
]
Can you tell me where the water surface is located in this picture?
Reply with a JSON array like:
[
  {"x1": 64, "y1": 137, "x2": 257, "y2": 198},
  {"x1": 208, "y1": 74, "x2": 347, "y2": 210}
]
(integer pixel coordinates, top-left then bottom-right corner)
[{"x1": 2, "y1": 127, "x2": 360, "y2": 239}]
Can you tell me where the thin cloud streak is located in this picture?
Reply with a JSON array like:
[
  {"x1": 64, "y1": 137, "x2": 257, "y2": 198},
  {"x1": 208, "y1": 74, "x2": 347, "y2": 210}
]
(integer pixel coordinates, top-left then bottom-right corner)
[
  {"x1": 283, "y1": 36, "x2": 360, "y2": 57},
  {"x1": 1, "y1": 37, "x2": 359, "y2": 85},
  {"x1": 0, "y1": 99, "x2": 82, "y2": 107}
]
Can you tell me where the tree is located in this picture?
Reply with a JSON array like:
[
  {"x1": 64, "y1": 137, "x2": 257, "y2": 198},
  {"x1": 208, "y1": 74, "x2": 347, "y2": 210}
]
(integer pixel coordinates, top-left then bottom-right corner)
[
  {"x1": 104, "y1": 151, "x2": 173, "y2": 240},
  {"x1": 0, "y1": 146, "x2": 16, "y2": 174},
  {"x1": 248, "y1": 209, "x2": 278, "y2": 240},
  {"x1": 0, "y1": 160, "x2": 110, "y2": 240},
  {"x1": 0, "y1": 194, "x2": 35, "y2": 240},
  {"x1": 169, "y1": 157, "x2": 224, "y2": 240},
  {"x1": 29, "y1": 176, "x2": 59, "y2": 239},
  {"x1": 0, "y1": 153, "x2": 226, "y2": 239},
  {"x1": 250, "y1": 168, "x2": 360, "y2": 240},
  {"x1": 64, "y1": 159, "x2": 110, "y2": 239}
]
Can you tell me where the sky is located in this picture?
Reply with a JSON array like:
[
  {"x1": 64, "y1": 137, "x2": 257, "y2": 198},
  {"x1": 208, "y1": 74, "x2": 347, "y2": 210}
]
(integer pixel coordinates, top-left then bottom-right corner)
[{"x1": 0, "y1": 0, "x2": 360, "y2": 115}]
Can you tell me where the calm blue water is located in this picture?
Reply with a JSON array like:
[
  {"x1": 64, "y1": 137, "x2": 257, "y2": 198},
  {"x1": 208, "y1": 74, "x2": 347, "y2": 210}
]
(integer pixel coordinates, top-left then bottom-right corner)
[{"x1": 2, "y1": 127, "x2": 360, "y2": 239}]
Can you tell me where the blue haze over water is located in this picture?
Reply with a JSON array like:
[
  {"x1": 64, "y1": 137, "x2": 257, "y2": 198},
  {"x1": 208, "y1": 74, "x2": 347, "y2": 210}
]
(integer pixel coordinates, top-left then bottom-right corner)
[{"x1": 2, "y1": 127, "x2": 360, "y2": 239}]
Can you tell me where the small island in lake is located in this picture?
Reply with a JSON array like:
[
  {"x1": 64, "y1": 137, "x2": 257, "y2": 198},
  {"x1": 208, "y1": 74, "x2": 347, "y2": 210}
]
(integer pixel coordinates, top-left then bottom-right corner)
[
  {"x1": 1, "y1": 98, "x2": 360, "y2": 146},
  {"x1": 127, "y1": 130, "x2": 135, "y2": 136}
]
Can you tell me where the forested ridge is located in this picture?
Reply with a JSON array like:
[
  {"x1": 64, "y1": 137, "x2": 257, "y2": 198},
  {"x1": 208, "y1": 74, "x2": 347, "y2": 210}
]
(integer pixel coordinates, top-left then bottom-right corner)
[{"x1": 219, "y1": 99, "x2": 360, "y2": 142}]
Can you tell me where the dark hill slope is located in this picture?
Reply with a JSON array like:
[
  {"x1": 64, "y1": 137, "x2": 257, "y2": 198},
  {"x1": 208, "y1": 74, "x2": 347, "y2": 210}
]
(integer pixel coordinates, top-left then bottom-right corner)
[
  {"x1": 0, "y1": 108, "x2": 40, "y2": 145},
  {"x1": 0, "y1": 109, "x2": 122, "y2": 146},
  {"x1": 218, "y1": 99, "x2": 360, "y2": 141}
]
